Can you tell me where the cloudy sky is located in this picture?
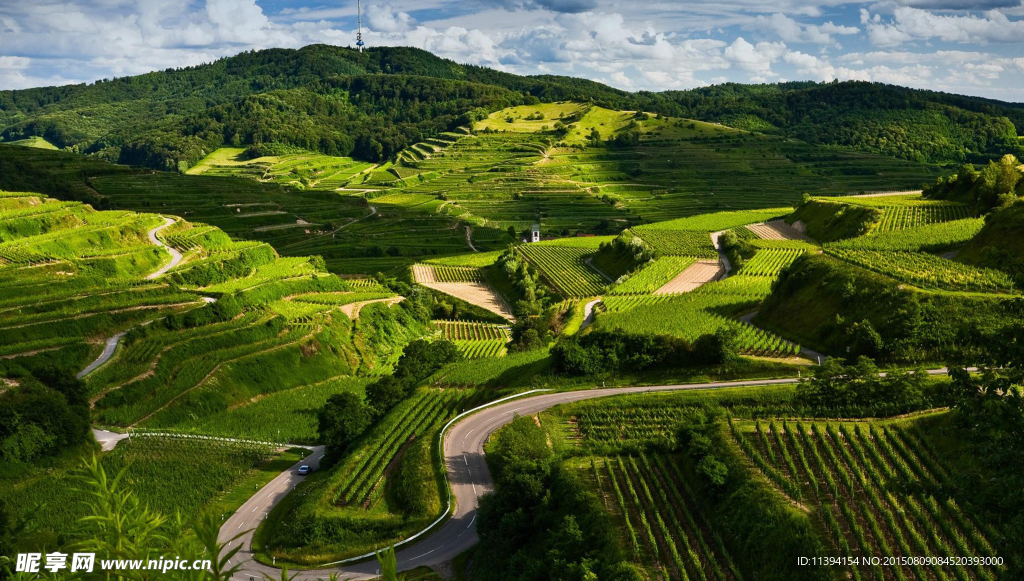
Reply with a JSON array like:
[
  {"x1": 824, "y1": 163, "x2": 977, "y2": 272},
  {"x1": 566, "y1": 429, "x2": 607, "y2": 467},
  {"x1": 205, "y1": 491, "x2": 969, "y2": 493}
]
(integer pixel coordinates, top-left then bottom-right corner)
[{"x1": 1, "y1": 0, "x2": 1023, "y2": 101}]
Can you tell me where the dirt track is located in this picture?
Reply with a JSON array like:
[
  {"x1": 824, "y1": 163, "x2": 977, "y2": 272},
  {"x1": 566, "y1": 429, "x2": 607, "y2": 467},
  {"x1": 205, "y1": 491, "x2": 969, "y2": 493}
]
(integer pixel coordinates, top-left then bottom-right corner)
[
  {"x1": 747, "y1": 219, "x2": 810, "y2": 241},
  {"x1": 419, "y1": 281, "x2": 515, "y2": 321}
]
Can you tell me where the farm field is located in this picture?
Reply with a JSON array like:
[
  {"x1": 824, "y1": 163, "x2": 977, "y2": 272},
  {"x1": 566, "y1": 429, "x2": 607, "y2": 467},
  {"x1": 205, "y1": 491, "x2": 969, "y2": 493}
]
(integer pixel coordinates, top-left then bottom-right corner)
[
  {"x1": 434, "y1": 320, "x2": 511, "y2": 358},
  {"x1": 257, "y1": 387, "x2": 482, "y2": 564},
  {"x1": 654, "y1": 260, "x2": 725, "y2": 294},
  {"x1": 517, "y1": 244, "x2": 608, "y2": 298},
  {"x1": 535, "y1": 380, "x2": 1009, "y2": 581},
  {"x1": 729, "y1": 418, "x2": 1003, "y2": 581},
  {"x1": 417, "y1": 280, "x2": 516, "y2": 321},
  {"x1": 5, "y1": 36, "x2": 1024, "y2": 581}
]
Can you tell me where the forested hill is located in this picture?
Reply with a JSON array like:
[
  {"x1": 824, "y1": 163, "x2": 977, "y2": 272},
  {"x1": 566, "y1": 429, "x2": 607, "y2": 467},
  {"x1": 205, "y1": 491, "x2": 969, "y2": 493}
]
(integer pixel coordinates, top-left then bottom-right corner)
[
  {"x1": 1, "y1": 44, "x2": 1021, "y2": 171},
  {"x1": 631, "y1": 82, "x2": 1024, "y2": 163}
]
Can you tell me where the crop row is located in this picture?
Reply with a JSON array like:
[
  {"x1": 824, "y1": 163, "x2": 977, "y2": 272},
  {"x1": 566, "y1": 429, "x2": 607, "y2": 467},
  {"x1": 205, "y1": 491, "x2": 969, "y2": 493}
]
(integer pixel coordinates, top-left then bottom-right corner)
[
  {"x1": 632, "y1": 229, "x2": 717, "y2": 258},
  {"x1": 732, "y1": 419, "x2": 1000, "y2": 581},
  {"x1": 826, "y1": 249, "x2": 1016, "y2": 293},
  {"x1": 598, "y1": 293, "x2": 798, "y2": 357},
  {"x1": 596, "y1": 454, "x2": 741, "y2": 580},
  {"x1": 611, "y1": 256, "x2": 696, "y2": 295},
  {"x1": 875, "y1": 204, "x2": 971, "y2": 232},
  {"x1": 454, "y1": 339, "x2": 508, "y2": 359},
  {"x1": 435, "y1": 320, "x2": 509, "y2": 341},
  {"x1": 431, "y1": 265, "x2": 484, "y2": 283},
  {"x1": 517, "y1": 245, "x2": 606, "y2": 298},
  {"x1": 827, "y1": 219, "x2": 984, "y2": 253},
  {"x1": 334, "y1": 389, "x2": 470, "y2": 508},
  {"x1": 735, "y1": 249, "x2": 805, "y2": 277}
]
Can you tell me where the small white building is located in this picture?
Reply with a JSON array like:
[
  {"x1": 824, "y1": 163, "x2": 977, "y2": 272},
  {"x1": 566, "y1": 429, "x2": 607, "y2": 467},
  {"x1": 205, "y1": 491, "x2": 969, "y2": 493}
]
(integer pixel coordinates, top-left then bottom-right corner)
[{"x1": 530, "y1": 224, "x2": 541, "y2": 243}]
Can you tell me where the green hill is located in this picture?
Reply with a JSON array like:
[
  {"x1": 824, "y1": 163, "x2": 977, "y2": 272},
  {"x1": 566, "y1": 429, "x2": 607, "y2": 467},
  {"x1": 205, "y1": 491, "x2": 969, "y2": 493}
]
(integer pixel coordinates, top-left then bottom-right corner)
[
  {"x1": 755, "y1": 253, "x2": 1012, "y2": 363},
  {"x1": 958, "y1": 200, "x2": 1024, "y2": 282},
  {"x1": 1, "y1": 45, "x2": 1021, "y2": 172},
  {"x1": 0, "y1": 190, "x2": 427, "y2": 433}
]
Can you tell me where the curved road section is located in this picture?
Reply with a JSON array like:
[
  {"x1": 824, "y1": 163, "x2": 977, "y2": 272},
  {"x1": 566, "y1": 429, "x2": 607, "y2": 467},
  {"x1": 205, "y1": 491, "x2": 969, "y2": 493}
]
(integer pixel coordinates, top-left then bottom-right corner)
[
  {"x1": 76, "y1": 217, "x2": 182, "y2": 380},
  {"x1": 222, "y1": 368, "x2": 960, "y2": 579},
  {"x1": 146, "y1": 217, "x2": 182, "y2": 279},
  {"x1": 77, "y1": 332, "x2": 127, "y2": 379},
  {"x1": 224, "y1": 376, "x2": 808, "y2": 580}
]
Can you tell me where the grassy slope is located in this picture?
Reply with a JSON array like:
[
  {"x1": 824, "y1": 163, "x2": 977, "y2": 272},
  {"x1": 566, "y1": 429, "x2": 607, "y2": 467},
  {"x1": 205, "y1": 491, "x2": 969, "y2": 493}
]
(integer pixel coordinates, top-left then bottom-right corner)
[
  {"x1": 957, "y1": 200, "x2": 1024, "y2": 280},
  {"x1": 755, "y1": 253, "x2": 1011, "y2": 362},
  {"x1": 5, "y1": 136, "x2": 59, "y2": 149},
  {"x1": 786, "y1": 199, "x2": 881, "y2": 242}
]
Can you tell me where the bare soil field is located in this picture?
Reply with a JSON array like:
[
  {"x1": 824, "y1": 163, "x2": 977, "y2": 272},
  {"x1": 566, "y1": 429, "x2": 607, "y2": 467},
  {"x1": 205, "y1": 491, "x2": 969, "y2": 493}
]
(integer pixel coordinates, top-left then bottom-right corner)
[
  {"x1": 654, "y1": 260, "x2": 725, "y2": 294},
  {"x1": 746, "y1": 219, "x2": 811, "y2": 241},
  {"x1": 419, "y1": 282, "x2": 515, "y2": 321}
]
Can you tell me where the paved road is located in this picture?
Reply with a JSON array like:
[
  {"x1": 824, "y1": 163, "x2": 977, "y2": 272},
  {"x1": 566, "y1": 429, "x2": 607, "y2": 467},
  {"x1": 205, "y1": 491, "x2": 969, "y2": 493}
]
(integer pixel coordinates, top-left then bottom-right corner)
[
  {"x1": 92, "y1": 428, "x2": 131, "y2": 452},
  {"x1": 146, "y1": 217, "x2": 182, "y2": 279},
  {"x1": 222, "y1": 370, "x2": 976, "y2": 580},
  {"x1": 77, "y1": 332, "x2": 127, "y2": 379}
]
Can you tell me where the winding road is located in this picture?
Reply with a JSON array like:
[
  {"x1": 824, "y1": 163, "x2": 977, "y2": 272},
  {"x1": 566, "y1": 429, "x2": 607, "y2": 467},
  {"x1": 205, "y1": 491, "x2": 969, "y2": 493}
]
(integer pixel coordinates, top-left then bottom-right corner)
[
  {"x1": 216, "y1": 367, "x2": 957, "y2": 580},
  {"x1": 77, "y1": 332, "x2": 127, "y2": 379},
  {"x1": 146, "y1": 217, "x2": 182, "y2": 279},
  {"x1": 76, "y1": 218, "x2": 194, "y2": 379}
]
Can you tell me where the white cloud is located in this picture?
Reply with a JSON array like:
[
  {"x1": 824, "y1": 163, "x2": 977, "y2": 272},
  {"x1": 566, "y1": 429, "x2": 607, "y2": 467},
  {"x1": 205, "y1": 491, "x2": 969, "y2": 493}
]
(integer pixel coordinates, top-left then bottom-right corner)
[
  {"x1": 755, "y1": 13, "x2": 857, "y2": 45},
  {"x1": 863, "y1": 6, "x2": 1024, "y2": 46},
  {"x1": 0, "y1": 56, "x2": 30, "y2": 69},
  {"x1": 609, "y1": 70, "x2": 632, "y2": 88},
  {"x1": 725, "y1": 37, "x2": 786, "y2": 76},
  {"x1": 0, "y1": 0, "x2": 1020, "y2": 100},
  {"x1": 204, "y1": 0, "x2": 273, "y2": 44},
  {"x1": 366, "y1": 3, "x2": 414, "y2": 33}
]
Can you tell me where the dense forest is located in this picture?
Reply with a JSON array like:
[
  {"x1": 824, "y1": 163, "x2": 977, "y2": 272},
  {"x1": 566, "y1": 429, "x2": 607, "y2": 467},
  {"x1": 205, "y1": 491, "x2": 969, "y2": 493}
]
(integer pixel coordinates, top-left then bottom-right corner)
[{"x1": 1, "y1": 45, "x2": 1021, "y2": 171}]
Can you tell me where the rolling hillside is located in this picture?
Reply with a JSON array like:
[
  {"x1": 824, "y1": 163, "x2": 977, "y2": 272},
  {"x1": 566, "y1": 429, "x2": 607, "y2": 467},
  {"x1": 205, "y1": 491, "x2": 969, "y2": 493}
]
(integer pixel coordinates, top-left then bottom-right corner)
[{"x1": 1, "y1": 45, "x2": 1021, "y2": 172}]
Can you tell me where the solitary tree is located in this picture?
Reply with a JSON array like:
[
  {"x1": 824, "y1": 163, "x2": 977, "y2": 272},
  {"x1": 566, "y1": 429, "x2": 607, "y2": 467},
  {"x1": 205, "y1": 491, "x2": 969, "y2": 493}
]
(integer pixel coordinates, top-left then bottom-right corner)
[{"x1": 318, "y1": 392, "x2": 371, "y2": 458}]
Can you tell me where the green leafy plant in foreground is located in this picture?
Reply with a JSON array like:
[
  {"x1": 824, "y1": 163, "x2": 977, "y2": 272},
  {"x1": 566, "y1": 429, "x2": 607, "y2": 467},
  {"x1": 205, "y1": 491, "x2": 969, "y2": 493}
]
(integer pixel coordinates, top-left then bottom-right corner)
[{"x1": 5, "y1": 456, "x2": 244, "y2": 581}]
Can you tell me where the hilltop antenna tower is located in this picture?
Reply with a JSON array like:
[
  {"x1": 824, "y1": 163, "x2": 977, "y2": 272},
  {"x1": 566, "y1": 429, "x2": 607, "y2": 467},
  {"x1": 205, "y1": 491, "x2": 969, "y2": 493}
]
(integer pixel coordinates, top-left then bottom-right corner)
[{"x1": 356, "y1": 0, "x2": 365, "y2": 52}]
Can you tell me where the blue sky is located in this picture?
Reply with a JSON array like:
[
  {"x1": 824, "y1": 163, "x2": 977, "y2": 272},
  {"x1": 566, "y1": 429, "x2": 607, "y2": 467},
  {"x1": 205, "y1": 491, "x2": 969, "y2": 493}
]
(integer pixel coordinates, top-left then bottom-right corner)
[{"x1": 1, "y1": 1, "x2": 1022, "y2": 101}]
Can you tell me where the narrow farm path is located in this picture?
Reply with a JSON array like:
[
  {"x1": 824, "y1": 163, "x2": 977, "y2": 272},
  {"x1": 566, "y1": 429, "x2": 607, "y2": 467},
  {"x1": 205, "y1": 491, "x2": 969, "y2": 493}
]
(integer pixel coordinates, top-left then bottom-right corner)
[
  {"x1": 709, "y1": 230, "x2": 732, "y2": 275},
  {"x1": 584, "y1": 257, "x2": 615, "y2": 283},
  {"x1": 579, "y1": 297, "x2": 603, "y2": 332},
  {"x1": 146, "y1": 217, "x2": 182, "y2": 279},
  {"x1": 464, "y1": 225, "x2": 479, "y2": 252},
  {"x1": 339, "y1": 296, "x2": 404, "y2": 319},
  {"x1": 222, "y1": 367, "x2": 967, "y2": 580}
]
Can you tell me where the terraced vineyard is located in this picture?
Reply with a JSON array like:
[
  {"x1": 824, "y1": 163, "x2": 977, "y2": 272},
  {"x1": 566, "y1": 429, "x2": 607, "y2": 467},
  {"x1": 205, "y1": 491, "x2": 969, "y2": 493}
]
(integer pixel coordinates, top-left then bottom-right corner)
[
  {"x1": 874, "y1": 204, "x2": 972, "y2": 232},
  {"x1": 517, "y1": 244, "x2": 607, "y2": 298},
  {"x1": 729, "y1": 419, "x2": 1003, "y2": 581},
  {"x1": 598, "y1": 288, "x2": 800, "y2": 357},
  {"x1": 186, "y1": 147, "x2": 374, "y2": 190},
  {"x1": 412, "y1": 263, "x2": 483, "y2": 283},
  {"x1": 631, "y1": 229, "x2": 718, "y2": 257},
  {"x1": 827, "y1": 219, "x2": 985, "y2": 252},
  {"x1": 818, "y1": 195, "x2": 972, "y2": 233}
]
